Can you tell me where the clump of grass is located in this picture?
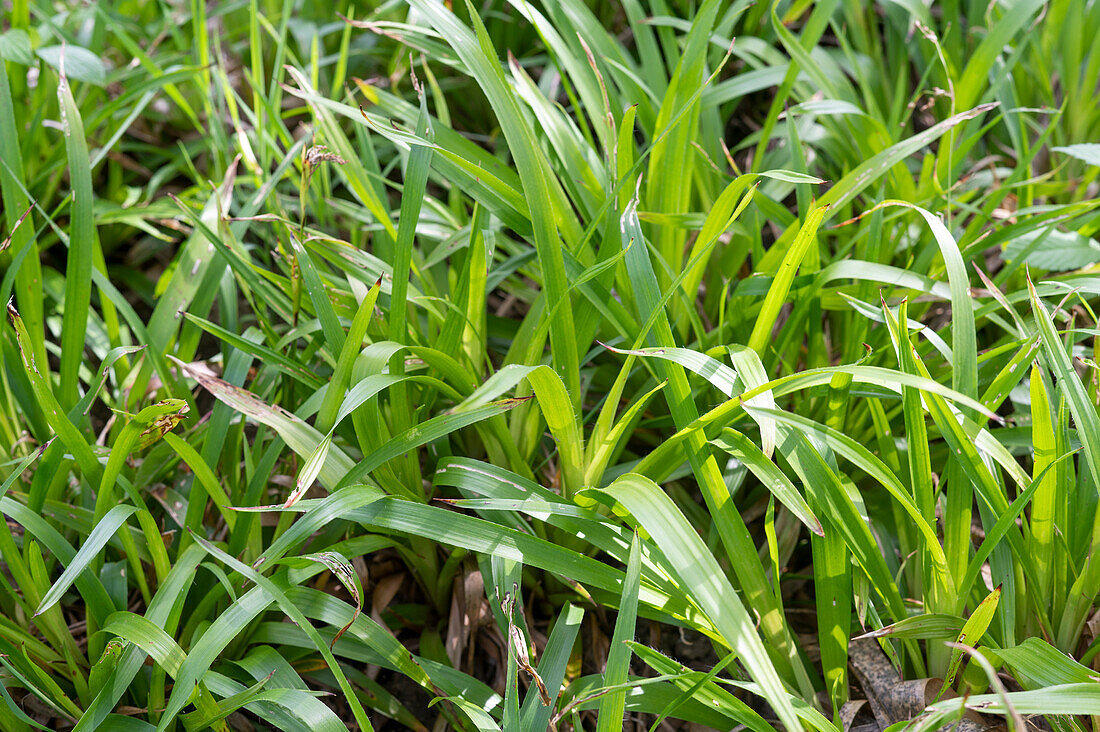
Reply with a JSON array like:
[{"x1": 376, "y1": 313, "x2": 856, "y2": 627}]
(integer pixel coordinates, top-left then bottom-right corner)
[{"x1": 2, "y1": 1, "x2": 1100, "y2": 730}]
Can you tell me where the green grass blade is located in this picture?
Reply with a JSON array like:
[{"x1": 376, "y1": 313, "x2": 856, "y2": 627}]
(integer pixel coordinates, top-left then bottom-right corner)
[
  {"x1": 941, "y1": 586, "x2": 1001, "y2": 695},
  {"x1": 410, "y1": 0, "x2": 581, "y2": 406},
  {"x1": 34, "y1": 505, "x2": 137, "y2": 617},
  {"x1": 600, "y1": 473, "x2": 802, "y2": 732},
  {"x1": 316, "y1": 278, "x2": 381, "y2": 434},
  {"x1": 596, "y1": 533, "x2": 640, "y2": 732},
  {"x1": 520, "y1": 603, "x2": 583, "y2": 728},
  {"x1": 56, "y1": 64, "x2": 98, "y2": 411},
  {"x1": 711, "y1": 429, "x2": 823, "y2": 537},
  {"x1": 748, "y1": 203, "x2": 828, "y2": 355},
  {"x1": 0, "y1": 56, "x2": 45, "y2": 372}
]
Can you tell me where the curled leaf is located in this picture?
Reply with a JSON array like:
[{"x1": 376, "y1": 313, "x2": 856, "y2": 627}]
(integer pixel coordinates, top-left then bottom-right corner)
[
  {"x1": 501, "y1": 584, "x2": 550, "y2": 705},
  {"x1": 303, "y1": 551, "x2": 362, "y2": 647}
]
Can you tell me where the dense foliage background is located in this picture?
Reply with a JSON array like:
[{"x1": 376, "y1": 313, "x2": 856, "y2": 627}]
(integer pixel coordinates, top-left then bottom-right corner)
[{"x1": 2, "y1": 0, "x2": 1100, "y2": 729}]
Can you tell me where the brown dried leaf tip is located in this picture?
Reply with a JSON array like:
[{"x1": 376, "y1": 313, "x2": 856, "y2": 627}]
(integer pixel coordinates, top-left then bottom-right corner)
[
  {"x1": 501, "y1": 584, "x2": 552, "y2": 706},
  {"x1": 138, "y1": 400, "x2": 190, "y2": 450},
  {"x1": 304, "y1": 145, "x2": 346, "y2": 171}
]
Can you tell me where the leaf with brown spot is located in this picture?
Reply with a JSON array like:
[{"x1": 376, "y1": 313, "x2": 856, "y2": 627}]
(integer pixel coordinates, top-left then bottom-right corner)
[
  {"x1": 170, "y1": 356, "x2": 356, "y2": 490},
  {"x1": 302, "y1": 551, "x2": 362, "y2": 647}
]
